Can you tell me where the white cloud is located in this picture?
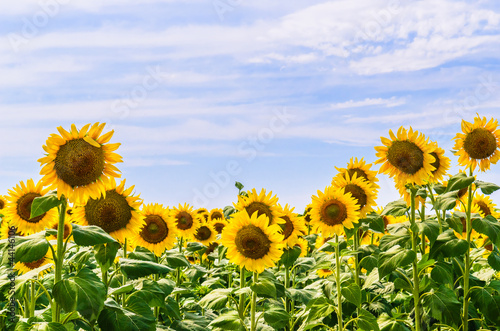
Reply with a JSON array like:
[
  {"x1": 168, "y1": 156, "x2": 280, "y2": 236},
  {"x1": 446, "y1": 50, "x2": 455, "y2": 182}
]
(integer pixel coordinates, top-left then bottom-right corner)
[{"x1": 330, "y1": 97, "x2": 405, "y2": 109}]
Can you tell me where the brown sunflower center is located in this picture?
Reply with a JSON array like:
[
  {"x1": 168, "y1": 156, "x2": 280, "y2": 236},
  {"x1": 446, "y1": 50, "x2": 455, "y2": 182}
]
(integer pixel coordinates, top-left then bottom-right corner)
[
  {"x1": 430, "y1": 152, "x2": 440, "y2": 174},
  {"x1": 234, "y1": 224, "x2": 271, "y2": 259},
  {"x1": 321, "y1": 200, "x2": 347, "y2": 226},
  {"x1": 463, "y1": 128, "x2": 497, "y2": 160},
  {"x1": 206, "y1": 242, "x2": 219, "y2": 255},
  {"x1": 23, "y1": 257, "x2": 45, "y2": 270},
  {"x1": 245, "y1": 202, "x2": 273, "y2": 222},
  {"x1": 280, "y1": 215, "x2": 294, "y2": 240},
  {"x1": 54, "y1": 138, "x2": 105, "y2": 187},
  {"x1": 140, "y1": 215, "x2": 168, "y2": 244},
  {"x1": 17, "y1": 192, "x2": 45, "y2": 223},
  {"x1": 460, "y1": 217, "x2": 467, "y2": 233},
  {"x1": 213, "y1": 221, "x2": 226, "y2": 234},
  {"x1": 52, "y1": 222, "x2": 72, "y2": 239},
  {"x1": 485, "y1": 243, "x2": 493, "y2": 251},
  {"x1": 476, "y1": 201, "x2": 492, "y2": 217},
  {"x1": 195, "y1": 226, "x2": 212, "y2": 241},
  {"x1": 84, "y1": 190, "x2": 132, "y2": 234},
  {"x1": 347, "y1": 168, "x2": 368, "y2": 181},
  {"x1": 344, "y1": 184, "x2": 367, "y2": 209},
  {"x1": 458, "y1": 187, "x2": 468, "y2": 199},
  {"x1": 0, "y1": 199, "x2": 4, "y2": 209},
  {"x1": 175, "y1": 211, "x2": 194, "y2": 230},
  {"x1": 387, "y1": 140, "x2": 424, "y2": 175},
  {"x1": 211, "y1": 211, "x2": 224, "y2": 220}
]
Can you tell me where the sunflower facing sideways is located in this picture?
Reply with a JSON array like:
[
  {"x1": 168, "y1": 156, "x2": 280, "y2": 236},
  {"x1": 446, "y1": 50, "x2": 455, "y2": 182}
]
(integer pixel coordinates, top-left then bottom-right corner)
[
  {"x1": 453, "y1": 115, "x2": 500, "y2": 172},
  {"x1": 332, "y1": 173, "x2": 377, "y2": 218},
  {"x1": 170, "y1": 203, "x2": 200, "y2": 240},
  {"x1": 375, "y1": 126, "x2": 436, "y2": 185},
  {"x1": 38, "y1": 123, "x2": 123, "y2": 205},
  {"x1": 310, "y1": 186, "x2": 360, "y2": 237},
  {"x1": 471, "y1": 193, "x2": 500, "y2": 219},
  {"x1": 428, "y1": 142, "x2": 451, "y2": 183},
  {"x1": 3, "y1": 179, "x2": 58, "y2": 236},
  {"x1": 134, "y1": 203, "x2": 178, "y2": 256},
  {"x1": 334, "y1": 157, "x2": 380, "y2": 191},
  {"x1": 14, "y1": 249, "x2": 53, "y2": 277},
  {"x1": 73, "y1": 178, "x2": 144, "y2": 244},
  {"x1": 221, "y1": 211, "x2": 284, "y2": 274},
  {"x1": 234, "y1": 188, "x2": 283, "y2": 226},
  {"x1": 277, "y1": 204, "x2": 307, "y2": 248}
]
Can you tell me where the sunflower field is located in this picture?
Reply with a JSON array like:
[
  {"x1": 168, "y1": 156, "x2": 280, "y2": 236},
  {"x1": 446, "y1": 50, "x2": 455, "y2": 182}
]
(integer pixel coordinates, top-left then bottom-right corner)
[{"x1": 1, "y1": 115, "x2": 500, "y2": 331}]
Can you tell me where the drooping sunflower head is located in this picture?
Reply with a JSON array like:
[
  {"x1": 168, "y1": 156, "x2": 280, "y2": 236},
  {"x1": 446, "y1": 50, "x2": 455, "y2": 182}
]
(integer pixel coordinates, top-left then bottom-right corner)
[
  {"x1": 472, "y1": 193, "x2": 500, "y2": 219},
  {"x1": 134, "y1": 203, "x2": 177, "y2": 256},
  {"x1": 221, "y1": 210, "x2": 284, "y2": 274},
  {"x1": 234, "y1": 188, "x2": 283, "y2": 226},
  {"x1": 38, "y1": 123, "x2": 123, "y2": 205},
  {"x1": 14, "y1": 249, "x2": 53, "y2": 277},
  {"x1": 196, "y1": 208, "x2": 209, "y2": 222},
  {"x1": 73, "y1": 178, "x2": 144, "y2": 244},
  {"x1": 276, "y1": 204, "x2": 307, "y2": 248},
  {"x1": 3, "y1": 179, "x2": 58, "y2": 236},
  {"x1": 194, "y1": 222, "x2": 217, "y2": 246},
  {"x1": 170, "y1": 203, "x2": 200, "y2": 240},
  {"x1": 453, "y1": 115, "x2": 500, "y2": 172},
  {"x1": 428, "y1": 142, "x2": 451, "y2": 183},
  {"x1": 317, "y1": 269, "x2": 333, "y2": 278},
  {"x1": 332, "y1": 172, "x2": 377, "y2": 218},
  {"x1": 334, "y1": 157, "x2": 380, "y2": 190},
  {"x1": 375, "y1": 127, "x2": 436, "y2": 185},
  {"x1": 310, "y1": 186, "x2": 360, "y2": 237}
]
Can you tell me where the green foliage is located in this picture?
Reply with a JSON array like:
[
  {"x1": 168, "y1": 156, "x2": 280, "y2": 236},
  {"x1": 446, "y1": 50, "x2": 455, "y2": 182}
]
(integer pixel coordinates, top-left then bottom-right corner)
[
  {"x1": 30, "y1": 191, "x2": 63, "y2": 219},
  {"x1": 72, "y1": 224, "x2": 117, "y2": 246}
]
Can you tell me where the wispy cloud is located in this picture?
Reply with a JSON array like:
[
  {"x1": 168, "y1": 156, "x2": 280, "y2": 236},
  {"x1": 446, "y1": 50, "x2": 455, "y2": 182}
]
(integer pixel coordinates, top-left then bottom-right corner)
[{"x1": 330, "y1": 97, "x2": 405, "y2": 110}]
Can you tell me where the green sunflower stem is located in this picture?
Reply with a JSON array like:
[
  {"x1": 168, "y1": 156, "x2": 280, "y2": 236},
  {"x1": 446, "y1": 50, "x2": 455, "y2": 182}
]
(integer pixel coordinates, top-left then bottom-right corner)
[
  {"x1": 409, "y1": 187, "x2": 422, "y2": 331},
  {"x1": 427, "y1": 184, "x2": 443, "y2": 234},
  {"x1": 251, "y1": 272, "x2": 258, "y2": 331},
  {"x1": 154, "y1": 256, "x2": 160, "y2": 320},
  {"x1": 284, "y1": 264, "x2": 291, "y2": 331},
  {"x1": 53, "y1": 197, "x2": 67, "y2": 323},
  {"x1": 462, "y1": 169, "x2": 474, "y2": 331},
  {"x1": 353, "y1": 229, "x2": 360, "y2": 287},
  {"x1": 238, "y1": 266, "x2": 246, "y2": 320},
  {"x1": 420, "y1": 203, "x2": 426, "y2": 255},
  {"x1": 122, "y1": 238, "x2": 128, "y2": 307},
  {"x1": 335, "y1": 234, "x2": 343, "y2": 331},
  {"x1": 176, "y1": 237, "x2": 184, "y2": 303}
]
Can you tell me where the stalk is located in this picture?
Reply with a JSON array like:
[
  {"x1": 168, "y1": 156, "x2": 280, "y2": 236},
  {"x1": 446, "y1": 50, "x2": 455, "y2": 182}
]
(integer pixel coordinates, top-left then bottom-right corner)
[
  {"x1": 409, "y1": 187, "x2": 422, "y2": 331},
  {"x1": 462, "y1": 173, "x2": 474, "y2": 331},
  {"x1": 335, "y1": 234, "x2": 343, "y2": 331},
  {"x1": 284, "y1": 264, "x2": 291, "y2": 331},
  {"x1": 251, "y1": 272, "x2": 258, "y2": 331},
  {"x1": 122, "y1": 238, "x2": 128, "y2": 306},
  {"x1": 238, "y1": 266, "x2": 246, "y2": 319},
  {"x1": 427, "y1": 184, "x2": 443, "y2": 234},
  {"x1": 53, "y1": 198, "x2": 67, "y2": 323}
]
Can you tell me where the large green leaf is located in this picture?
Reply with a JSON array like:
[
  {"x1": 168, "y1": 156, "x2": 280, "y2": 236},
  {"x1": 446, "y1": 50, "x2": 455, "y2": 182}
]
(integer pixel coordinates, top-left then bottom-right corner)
[
  {"x1": 71, "y1": 224, "x2": 117, "y2": 246},
  {"x1": 15, "y1": 232, "x2": 49, "y2": 263},
  {"x1": 357, "y1": 308, "x2": 380, "y2": 331},
  {"x1": 378, "y1": 246, "x2": 416, "y2": 279},
  {"x1": 417, "y1": 219, "x2": 440, "y2": 245},
  {"x1": 52, "y1": 268, "x2": 106, "y2": 322},
  {"x1": 341, "y1": 283, "x2": 362, "y2": 308},
  {"x1": 199, "y1": 288, "x2": 232, "y2": 310},
  {"x1": 381, "y1": 199, "x2": 408, "y2": 217},
  {"x1": 209, "y1": 310, "x2": 244, "y2": 330},
  {"x1": 250, "y1": 278, "x2": 276, "y2": 299},
  {"x1": 377, "y1": 313, "x2": 411, "y2": 331},
  {"x1": 446, "y1": 172, "x2": 475, "y2": 192},
  {"x1": 94, "y1": 242, "x2": 120, "y2": 273},
  {"x1": 264, "y1": 307, "x2": 290, "y2": 329},
  {"x1": 430, "y1": 261, "x2": 453, "y2": 286},
  {"x1": 30, "y1": 191, "x2": 63, "y2": 219},
  {"x1": 475, "y1": 180, "x2": 500, "y2": 195},
  {"x1": 305, "y1": 296, "x2": 336, "y2": 323},
  {"x1": 127, "y1": 246, "x2": 156, "y2": 262},
  {"x1": 469, "y1": 287, "x2": 500, "y2": 324},
  {"x1": 422, "y1": 286, "x2": 461, "y2": 326},
  {"x1": 472, "y1": 215, "x2": 500, "y2": 246},
  {"x1": 430, "y1": 229, "x2": 468, "y2": 258},
  {"x1": 379, "y1": 233, "x2": 411, "y2": 251},
  {"x1": 286, "y1": 287, "x2": 318, "y2": 304},
  {"x1": 434, "y1": 191, "x2": 459, "y2": 211},
  {"x1": 98, "y1": 297, "x2": 155, "y2": 331},
  {"x1": 164, "y1": 252, "x2": 191, "y2": 267},
  {"x1": 279, "y1": 246, "x2": 301, "y2": 267},
  {"x1": 487, "y1": 249, "x2": 500, "y2": 271},
  {"x1": 119, "y1": 258, "x2": 173, "y2": 279},
  {"x1": 15, "y1": 321, "x2": 67, "y2": 331}
]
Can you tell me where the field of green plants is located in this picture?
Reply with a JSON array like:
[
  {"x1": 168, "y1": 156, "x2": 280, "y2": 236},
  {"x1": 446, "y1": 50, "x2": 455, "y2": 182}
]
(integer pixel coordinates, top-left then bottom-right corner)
[{"x1": 1, "y1": 115, "x2": 500, "y2": 331}]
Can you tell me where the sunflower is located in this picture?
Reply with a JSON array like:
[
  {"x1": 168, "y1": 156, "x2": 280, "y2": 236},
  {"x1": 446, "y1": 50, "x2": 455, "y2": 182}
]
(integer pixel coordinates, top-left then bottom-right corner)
[
  {"x1": 310, "y1": 186, "x2": 360, "y2": 237},
  {"x1": 0, "y1": 195, "x2": 6, "y2": 214},
  {"x1": 303, "y1": 204, "x2": 313, "y2": 224},
  {"x1": 453, "y1": 115, "x2": 500, "y2": 172},
  {"x1": 276, "y1": 204, "x2": 307, "y2": 248},
  {"x1": 442, "y1": 171, "x2": 476, "y2": 207},
  {"x1": 453, "y1": 203, "x2": 481, "y2": 241},
  {"x1": 375, "y1": 127, "x2": 435, "y2": 185},
  {"x1": 211, "y1": 217, "x2": 229, "y2": 235},
  {"x1": 48, "y1": 218, "x2": 73, "y2": 242},
  {"x1": 38, "y1": 123, "x2": 123, "y2": 205},
  {"x1": 196, "y1": 208, "x2": 209, "y2": 222},
  {"x1": 3, "y1": 179, "x2": 58, "y2": 236},
  {"x1": 317, "y1": 269, "x2": 333, "y2": 278},
  {"x1": 194, "y1": 222, "x2": 217, "y2": 246},
  {"x1": 1, "y1": 220, "x2": 14, "y2": 239},
  {"x1": 428, "y1": 142, "x2": 451, "y2": 183},
  {"x1": 334, "y1": 157, "x2": 380, "y2": 191},
  {"x1": 204, "y1": 241, "x2": 219, "y2": 259},
  {"x1": 315, "y1": 235, "x2": 333, "y2": 252},
  {"x1": 221, "y1": 211, "x2": 284, "y2": 274},
  {"x1": 376, "y1": 207, "x2": 407, "y2": 233},
  {"x1": 14, "y1": 248, "x2": 53, "y2": 277},
  {"x1": 471, "y1": 193, "x2": 500, "y2": 219},
  {"x1": 134, "y1": 203, "x2": 177, "y2": 256},
  {"x1": 171, "y1": 203, "x2": 199, "y2": 240},
  {"x1": 234, "y1": 188, "x2": 283, "y2": 226},
  {"x1": 294, "y1": 237, "x2": 309, "y2": 257},
  {"x1": 395, "y1": 180, "x2": 426, "y2": 209},
  {"x1": 72, "y1": 178, "x2": 144, "y2": 243},
  {"x1": 332, "y1": 173, "x2": 377, "y2": 217}
]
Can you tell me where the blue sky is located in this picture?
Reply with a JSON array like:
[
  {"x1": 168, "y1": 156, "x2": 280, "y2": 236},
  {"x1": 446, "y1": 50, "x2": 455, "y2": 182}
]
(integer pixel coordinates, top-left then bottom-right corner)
[{"x1": 1, "y1": 0, "x2": 500, "y2": 212}]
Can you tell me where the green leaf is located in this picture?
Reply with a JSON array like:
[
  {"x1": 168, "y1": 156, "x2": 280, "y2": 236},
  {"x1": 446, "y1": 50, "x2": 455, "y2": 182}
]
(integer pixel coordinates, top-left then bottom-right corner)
[
  {"x1": 430, "y1": 229, "x2": 468, "y2": 258},
  {"x1": 469, "y1": 287, "x2": 500, "y2": 324},
  {"x1": 223, "y1": 205, "x2": 236, "y2": 219},
  {"x1": 15, "y1": 232, "x2": 49, "y2": 263},
  {"x1": 164, "y1": 252, "x2": 191, "y2": 268},
  {"x1": 475, "y1": 180, "x2": 500, "y2": 195},
  {"x1": 52, "y1": 268, "x2": 106, "y2": 322},
  {"x1": 378, "y1": 246, "x2": 416, "y2": 279},
  {"x1": 430, "y1": 261, "x2": 453, "y2": 286},
  {"x1": 487, "y1": 250, "x2": 500, "y2": 271},
  {"x1": 250, "y1": 278, "x2": 276, "y2": 299},
  {"x1": 209, "y1": 310, "x2": 245, "y2": 330},
  {"x1": 434, "y1": 191, "x2": 459, "y2": 211},
  {"x1": 417, "y1": 220, "x2": 440, "y2": 245},
  {"x1": 127, "y1": 246, "x2": 156, "y2": 262},
  {"x1": 15, "y1": 321, "x2": 67, "y2": 331},
  {"x1": 448, "y1": 213, "x2": 465, "y2": 233},
  {"x1": 185, "y1": 242, "x2": 206, "y2": 252},
  {"x1": 30, "y1": 191, "x2": 63, "y2": 219},
  {"x1": 381, "y1": 199, "x2": 408, "y2": 217},
  {"x1": 264, "y1": 307, "x2": 290, "y2": 329},
  {"x1": 472, "y1": 215, "x2": 500, "y2": 246},
  {"x1": 341, "y1": 283, "x2": 362, "y2": 308},
  {"x1": 119, "y1": 258, "x2": 173, "y2": 279},
  {"x1": 379, "y1": 233, "x2": 411, "y2": 251},
  {"x1": 199, "y1": 289, "x2": 232, "y2": 310},
  {"x1": 71, "y1": 224, "x2": 117, "y2": 246},
  {"x1": 422, "y1": 286, "x2": 461, "y2": 326},
  {"x1": 364, "y1": 212, "x2": 385, "y2": 233},
  {"x1": 279, "y1": 246, "x2": 301, "y2": 268},
  {"x1": 377, "y1": 313, "x2": 411, "y2": 331},
  {"x1": 98, "y1": 297, "x2": 155, "y2": 331},
  {"x1": 109, "y1": 283, "x2": 134, "y2": 296},
  {"x1": 446, "y1": 172, "x2": 475, "y2": 192},
  {"x1": 235, "y1": 181, "x2": 244, "y2": 191},
  {"x1": 285, "y1": 288, "x2": 317, "y2": 304},
  {"x1": 94, "y1": 242, "x2": 120, "y2": 273},
  {"x1": 305, "y1": 297, "x2": 336, "y2": 323},
  {"x1": 357, "y1": 308, "x2": 380, "y2": 331}
]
